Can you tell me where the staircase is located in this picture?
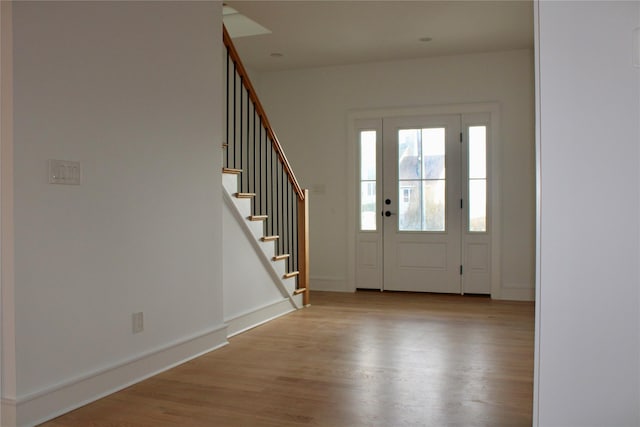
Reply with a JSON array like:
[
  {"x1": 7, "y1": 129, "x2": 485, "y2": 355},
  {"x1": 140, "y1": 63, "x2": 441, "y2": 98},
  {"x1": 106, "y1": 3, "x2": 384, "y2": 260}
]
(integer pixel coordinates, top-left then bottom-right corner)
[
  {"x1": 222, "y1": 170, "x2": 303, "y2": 309},
  {"x1": 222, "y1": 26, "x2": 309, "y2": 307}
]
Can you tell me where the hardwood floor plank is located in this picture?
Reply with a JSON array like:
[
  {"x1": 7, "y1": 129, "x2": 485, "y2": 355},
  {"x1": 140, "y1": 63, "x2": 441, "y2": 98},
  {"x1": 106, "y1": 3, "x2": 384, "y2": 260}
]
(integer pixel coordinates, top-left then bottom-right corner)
[{"x1": 40, "y1": 291, "x2": 534, "y2": 426}]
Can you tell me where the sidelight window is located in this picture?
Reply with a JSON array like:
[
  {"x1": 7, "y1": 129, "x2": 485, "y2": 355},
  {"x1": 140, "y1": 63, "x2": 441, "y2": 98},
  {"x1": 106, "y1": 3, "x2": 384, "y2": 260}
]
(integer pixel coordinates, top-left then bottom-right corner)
[
  {"x1": 359, "y1": 130, "x2": 377, "y2": 231},
  {"x1": 468, "y1": 126, "x2": 487, "y2": 232}
]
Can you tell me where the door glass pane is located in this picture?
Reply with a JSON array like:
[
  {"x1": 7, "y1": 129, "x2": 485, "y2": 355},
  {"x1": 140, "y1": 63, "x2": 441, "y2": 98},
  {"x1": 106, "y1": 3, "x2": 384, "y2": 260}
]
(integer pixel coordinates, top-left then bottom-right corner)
[
  {"x1": 360, "y1": 130, "x2": 377, "y2": 231},
  {"x1": 422, "y1": 128, "x2": 445, "y2": 179},
  {"x1": 469, "y1": 180, "x2": 486, "y2": 232},
  {"x1": 360, "y1": 131, "x2": 376, "y2": 180},
  {"x1": 398, "y1": 180, "x2": 421, "y2": 230},
  {"x1": 360, "y1": 182, "x2": 377, "y2": 231},
  {"x1": 469, "y1": 126, "x2": 486, "y2": 179},
  {"x1": 423, "y1": 180, "x2": 446, "y2": 231},
  {"x1": 398, "y1": 129, "x2": 420, "y2": 179},
  {"x1": 468, "y1": 125, "x2": 487, "y2": 232},
  {"x1": 397, "y1": 127, "x2": 446, "y2": 232}
]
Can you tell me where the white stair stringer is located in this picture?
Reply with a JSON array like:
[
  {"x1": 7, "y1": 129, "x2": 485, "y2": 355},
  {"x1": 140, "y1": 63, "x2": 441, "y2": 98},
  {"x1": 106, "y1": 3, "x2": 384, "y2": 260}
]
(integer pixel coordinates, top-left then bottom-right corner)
[
  {"x1": 222, "y1": 175, "x2": 302, "y2": 309},
  {"x1": 291, "y1": 292, "x2": 303, "y2": 307}
]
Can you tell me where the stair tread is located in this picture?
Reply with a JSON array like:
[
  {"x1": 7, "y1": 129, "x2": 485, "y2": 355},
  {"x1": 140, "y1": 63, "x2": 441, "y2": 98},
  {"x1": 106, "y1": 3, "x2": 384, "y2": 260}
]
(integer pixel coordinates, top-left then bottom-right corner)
[
  {"x1": 261, "y1": 235, "x2": 279, "y2": 242},
  {"x1": 235, "y1": 192, "x2": 256, "y2": 199},
  {"x1": 293, "y1": 288, "x2": 307, "y2": 295},
  {"x1": 222, "y1": 167, "x2": 242, "y2": 174},
  {"x1": 249, "y1": 215, "x2": 268, "y2": 221},
  {"x1": 272, "y1": 254, "x2": 290, "y2": 261},
  {"x1": 283, "y1": 271, "x2": 300, "y2": 279}
]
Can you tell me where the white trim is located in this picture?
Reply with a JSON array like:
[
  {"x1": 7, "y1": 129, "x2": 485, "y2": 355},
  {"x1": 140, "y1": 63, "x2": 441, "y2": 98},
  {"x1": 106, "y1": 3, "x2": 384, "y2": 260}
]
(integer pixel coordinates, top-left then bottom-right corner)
[
  {"x1": 488, "y1": 108, "x2": 502, "y2": 299},
  {"x1": 225, "y1": 298, "x2": 295, "y2": 338},
  {"x1": 16, "y1": 325, "x2": 228, "y2": 427},
  {"x1": 0, "y1": 3, "x2": 16, "y2": 425},
  {"x1": 346, "y1": 118, "x2": 357, "y2": 292},
  {"x1": 1, "y1": 399, "x2": 15, "y2": 427},
  {"x1": 499, "y1": 286, "x2": 535, "y2": 302},
  {"x1": 347, "y1": 103, "x2": 502, "y2": 297},
  {"x1": 533, "y1": 0, "x2": 542, "y2": 425},
  {"x1": 348, "y1": 103, "x2": 499, "y2": 120},
  {"x1": 310, "y1": 276, "x2": 350, "y2": 292}
]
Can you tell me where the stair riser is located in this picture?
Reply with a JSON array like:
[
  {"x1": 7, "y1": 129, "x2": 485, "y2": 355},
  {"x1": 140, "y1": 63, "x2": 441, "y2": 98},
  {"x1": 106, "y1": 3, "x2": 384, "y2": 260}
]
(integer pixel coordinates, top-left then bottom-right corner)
[
  {"x1": 222, "y1": 173, "x2": 239, "y2": 195},
  {"x1": 282, "y1": 276, "x2": 297, "y2": 294}
]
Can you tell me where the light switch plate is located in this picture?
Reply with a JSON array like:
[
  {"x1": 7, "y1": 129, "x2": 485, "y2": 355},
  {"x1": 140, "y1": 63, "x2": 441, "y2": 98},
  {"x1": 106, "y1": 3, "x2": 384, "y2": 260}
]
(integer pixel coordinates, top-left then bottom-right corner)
[
  {"x1": 49, "y1": 159, "x2": 81, "y2": 185},
  {"x1": 311, "y1": 183, "x2": 326, "y2": 195}
]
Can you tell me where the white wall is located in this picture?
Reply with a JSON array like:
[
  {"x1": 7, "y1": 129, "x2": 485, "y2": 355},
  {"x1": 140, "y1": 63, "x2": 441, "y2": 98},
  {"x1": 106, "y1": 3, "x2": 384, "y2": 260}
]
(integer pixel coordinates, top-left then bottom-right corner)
[
  {"x1": 223, "y1": 198, "x2": 292, "y2": 329},
  {"x1": 536, "y1": 1, "x2": 640, "y2": 425},
  {"x1": 9, "y1": 2, "x2": 224, "y2": 425},
  {"x1": 0, "y1": 2, "x2": 14, "y2": 425},
  {"x1": 254, "y1": 49, "x2": 535, "y2": 298}
]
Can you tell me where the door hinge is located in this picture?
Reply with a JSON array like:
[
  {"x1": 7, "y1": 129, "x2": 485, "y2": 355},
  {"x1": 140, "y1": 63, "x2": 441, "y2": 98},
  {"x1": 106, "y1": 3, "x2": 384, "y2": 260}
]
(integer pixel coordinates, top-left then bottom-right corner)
[
  {"x1": 460, "y1": 265, "x2": 463, "y2": 275},
  {"x1": 460, "y1": 132, "x2": 463, "y2": 143},
  {"x1": 460, "y1": 198, "x2": 463, "y2": 209}
]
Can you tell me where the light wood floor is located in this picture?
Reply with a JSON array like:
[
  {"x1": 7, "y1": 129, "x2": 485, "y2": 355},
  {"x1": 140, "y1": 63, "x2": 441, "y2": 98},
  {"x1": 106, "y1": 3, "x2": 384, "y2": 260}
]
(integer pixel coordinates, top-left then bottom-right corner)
[{"x1": 42, "y1": 291, "x2": 535, "y2": 427}]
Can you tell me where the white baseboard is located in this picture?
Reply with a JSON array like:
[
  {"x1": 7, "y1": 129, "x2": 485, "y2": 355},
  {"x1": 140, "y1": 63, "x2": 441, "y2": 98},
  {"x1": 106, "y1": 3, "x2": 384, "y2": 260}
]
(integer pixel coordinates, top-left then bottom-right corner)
[
  {"x1": 2, "y1": 399, "x2": 17, "y2": 427},
  {"x1": 226, "y1": 298, "x2": 295, "y2": 338},
  {"x1": 16, "y1": 324, "x2": 228, "y2": 427},
  {"x1": 498, "y1": 286, "x2": 536, "y2": 301},
  {"x1": 310, "y1": 276, "x2": 350, "y2": 292}
]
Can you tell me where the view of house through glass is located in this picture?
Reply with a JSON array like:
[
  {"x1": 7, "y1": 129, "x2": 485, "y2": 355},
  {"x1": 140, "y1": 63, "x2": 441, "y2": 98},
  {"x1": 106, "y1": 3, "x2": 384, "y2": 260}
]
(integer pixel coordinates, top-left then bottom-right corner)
[
  {"x1": 468, "y1": 125, "x2": 487, "y2": 232},
  {"x1": 397, "y1": 128, "x2": 446, "y2": 231},
  {"x1": 360, "y1": 124, "x2": 487, "y2": 233},
  {"x1": 359, "y1": 130, "x2": 377, "y2": 231}
]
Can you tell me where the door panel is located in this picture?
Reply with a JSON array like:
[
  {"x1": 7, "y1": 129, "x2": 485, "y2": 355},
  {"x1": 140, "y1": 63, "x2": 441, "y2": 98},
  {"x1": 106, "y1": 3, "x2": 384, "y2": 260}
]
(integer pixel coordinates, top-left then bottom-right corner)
[
  {"x1": 355, "y1": 119, "x2": 383, "y2": 290},
  {"x1": 461, "y1": 113, "x2": 492, "y2": 294},
  {"x1": 397, "y1": 242, "x2": 447, "y2": 268},
  {"x1": 383, "y1": 115, "x2": 462, "y2": 293}
]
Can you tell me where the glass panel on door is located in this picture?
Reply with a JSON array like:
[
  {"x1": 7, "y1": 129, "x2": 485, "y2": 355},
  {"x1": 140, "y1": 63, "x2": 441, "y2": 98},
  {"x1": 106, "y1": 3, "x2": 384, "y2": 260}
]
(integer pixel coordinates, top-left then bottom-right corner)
[
  {"x1": 359, "y1": 130, "x2": 377, "y2": 231},
  {"x1": 397, "y1": 128, "x2": 446, "y2": 232},
  {"x1": 468, "y1": 125, "x2": 487, "y2": 232}
]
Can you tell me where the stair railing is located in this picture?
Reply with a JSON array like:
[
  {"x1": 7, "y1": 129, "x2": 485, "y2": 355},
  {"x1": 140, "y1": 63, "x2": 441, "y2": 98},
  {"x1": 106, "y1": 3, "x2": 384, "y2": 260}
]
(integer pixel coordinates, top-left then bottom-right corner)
[{"x1": 223, "y1": 26, "x2": 309, "y2": 306}]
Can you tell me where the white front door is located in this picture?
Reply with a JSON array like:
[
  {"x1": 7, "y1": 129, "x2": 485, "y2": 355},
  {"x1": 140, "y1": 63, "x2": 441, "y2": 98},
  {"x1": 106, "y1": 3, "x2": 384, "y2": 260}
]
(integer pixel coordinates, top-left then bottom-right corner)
[
  {"x1": 355, "y1": 112, "x2": 492, "y2": 294},
  {"x1": 382, "y1": 115, "x2": 462, "y2": 293}
]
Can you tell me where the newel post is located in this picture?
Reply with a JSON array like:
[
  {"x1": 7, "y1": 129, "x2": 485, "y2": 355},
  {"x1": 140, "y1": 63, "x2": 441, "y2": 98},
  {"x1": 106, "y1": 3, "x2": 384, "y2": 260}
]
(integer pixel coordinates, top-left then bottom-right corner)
[{"x1": 297, "y1": 189, "x2": 310, "y2": 306}]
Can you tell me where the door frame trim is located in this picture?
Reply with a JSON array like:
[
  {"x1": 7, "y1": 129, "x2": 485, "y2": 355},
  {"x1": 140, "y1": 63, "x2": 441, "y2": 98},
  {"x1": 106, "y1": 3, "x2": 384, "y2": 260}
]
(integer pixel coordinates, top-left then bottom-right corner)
[{"x1": 347, "y1": 103, "x2": 502, "y2": 298}]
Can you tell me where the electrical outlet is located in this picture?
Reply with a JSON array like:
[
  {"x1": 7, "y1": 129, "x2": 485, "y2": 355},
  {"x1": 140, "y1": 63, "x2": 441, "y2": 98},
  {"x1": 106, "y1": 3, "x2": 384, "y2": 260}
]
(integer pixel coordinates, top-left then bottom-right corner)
[
  {"x1": 132, "y1": 312, "x2": 144, "y2": 333},
  {"x1": 48, "y1": 159, "x2": 81, "y2": 185}
]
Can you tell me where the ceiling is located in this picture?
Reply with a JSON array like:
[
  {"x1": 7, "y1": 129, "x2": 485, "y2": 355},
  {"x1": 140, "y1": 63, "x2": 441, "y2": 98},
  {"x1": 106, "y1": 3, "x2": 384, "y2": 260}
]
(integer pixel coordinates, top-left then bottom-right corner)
[{"x1": 225, "y1": 1, "x2": 534, "y2": 72}]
